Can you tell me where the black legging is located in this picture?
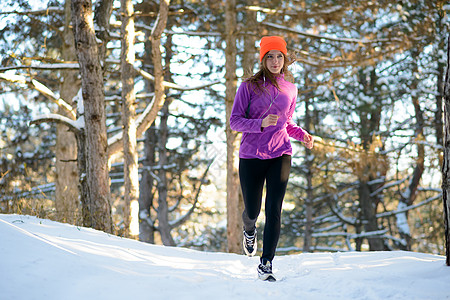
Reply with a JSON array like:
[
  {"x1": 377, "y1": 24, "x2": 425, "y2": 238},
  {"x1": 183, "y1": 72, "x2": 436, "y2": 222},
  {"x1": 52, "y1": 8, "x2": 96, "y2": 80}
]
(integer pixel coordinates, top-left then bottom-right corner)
[{"x1": 239, "y1": 154, "x2": 291, "y2": 262}]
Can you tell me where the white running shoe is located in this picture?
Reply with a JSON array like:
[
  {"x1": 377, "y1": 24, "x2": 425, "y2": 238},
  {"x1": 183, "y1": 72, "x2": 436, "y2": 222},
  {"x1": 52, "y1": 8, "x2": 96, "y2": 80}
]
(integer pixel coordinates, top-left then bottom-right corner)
[
  {"x1": 243, "y1": 230, "x2": 257, "y2": 256},
  {"x1": 257, "y1": 259, "x2": 276, "y2": 282}
]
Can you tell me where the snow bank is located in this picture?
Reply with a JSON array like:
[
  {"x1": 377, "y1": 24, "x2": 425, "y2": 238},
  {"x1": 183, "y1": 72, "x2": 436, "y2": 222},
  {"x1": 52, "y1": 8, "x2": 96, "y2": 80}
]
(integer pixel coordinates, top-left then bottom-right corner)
[{"x1": 0, "y1": 214, "x2": 448, "y2": 300}]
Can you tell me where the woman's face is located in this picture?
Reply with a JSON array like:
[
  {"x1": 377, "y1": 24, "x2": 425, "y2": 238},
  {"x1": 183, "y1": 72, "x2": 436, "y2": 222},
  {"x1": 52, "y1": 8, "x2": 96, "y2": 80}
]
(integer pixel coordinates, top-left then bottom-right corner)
[{"x1": 264, "y1": 50, "x2": 284, "y2": 74}]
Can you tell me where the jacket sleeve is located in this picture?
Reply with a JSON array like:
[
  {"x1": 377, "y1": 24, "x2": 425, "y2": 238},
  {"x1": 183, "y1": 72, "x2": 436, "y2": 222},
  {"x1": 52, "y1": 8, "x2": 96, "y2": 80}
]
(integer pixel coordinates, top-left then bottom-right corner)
[
  {"x1": 229, "y1": 82, "x2": 263, "y2": 133},
  {"x1": 285, "y1": 92, "x2": 307, "y2": 142}
]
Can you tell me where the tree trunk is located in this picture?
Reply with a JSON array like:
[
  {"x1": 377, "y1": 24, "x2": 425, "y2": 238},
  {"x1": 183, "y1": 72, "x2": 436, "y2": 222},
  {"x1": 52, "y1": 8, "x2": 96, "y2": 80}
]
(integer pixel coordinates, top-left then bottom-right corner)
[
  {"x1": 442, "y1": 34, "x2": 450, "y2": 266},
  {"x1": 150, "y1": 0, "x2": 171, "y2": 245},
  {"x1": 120, "y1": 0, "x2": 139, "y2": 237},
  {"x1": 357, "y1": 68, "x2": 384, "y2": 251},
  {"x1": 148, "y1": 0, "x2": 170, "y2": 132},
  {"x1": 139, "y1": 126, "x2": 156, "y2": 243},
  {"x1": 156, "y1": 33, "x2": 176, "y2": 246},
  {"x1": 437, "y1": 55, "x2": 445, "y2": 148},
  {"x1": 93, "y1": 0, "x2": 113, "y2": 67},
  {"x1": 55, "y1": 0, "x2": 80, "y2": 224},
  {"x1": 157, "y1": 98, "x2": 175, "y2": 246},
  {"x1": 71, "y1": 0, "x2": 112, "y2": 233},
  {"x1": 242, "y1": 2, "x2": 257, "y2": 79},
  {"x1": 139, "y1": 27, "x2": 157, "y2": 243},
  {"x1": 303, "y1": 90, "x2": 314, "y2": 252},
  {"x1": 359, "y1": 181, "x2": 384, "y2": 250},
  {"x1": 225, "y1": 0, "x2": 242, "y2": 254}
]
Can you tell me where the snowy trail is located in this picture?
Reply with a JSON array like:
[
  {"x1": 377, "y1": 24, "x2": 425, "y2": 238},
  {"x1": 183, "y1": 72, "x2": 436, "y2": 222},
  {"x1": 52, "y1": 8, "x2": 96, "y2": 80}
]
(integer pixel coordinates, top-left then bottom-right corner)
[{"x1": 1, "y1": 214, "x2": 449, "y2": 300}]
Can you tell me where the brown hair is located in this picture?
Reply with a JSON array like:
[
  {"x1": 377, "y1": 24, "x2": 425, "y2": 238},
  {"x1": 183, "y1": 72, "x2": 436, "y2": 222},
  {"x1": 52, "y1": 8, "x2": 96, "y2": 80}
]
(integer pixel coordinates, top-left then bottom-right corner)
[{"x1": 244, "y1": 52, "x2": 296, "y2": 94}]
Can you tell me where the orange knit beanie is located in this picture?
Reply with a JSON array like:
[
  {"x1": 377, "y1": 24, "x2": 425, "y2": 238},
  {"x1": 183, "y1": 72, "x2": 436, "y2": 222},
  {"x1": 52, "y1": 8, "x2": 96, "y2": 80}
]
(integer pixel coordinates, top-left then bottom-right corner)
[{"x1": 259, "y1": 36, "x2": 287, "y2": 62}]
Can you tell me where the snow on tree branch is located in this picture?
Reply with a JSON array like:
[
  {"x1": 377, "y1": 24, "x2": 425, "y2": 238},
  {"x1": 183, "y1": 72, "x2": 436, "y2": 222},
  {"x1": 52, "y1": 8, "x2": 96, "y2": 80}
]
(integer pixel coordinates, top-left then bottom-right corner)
[
  {"x1": 369, "y1": 178, "x2": 408, "y2": 197},
  {"x1": 312, "y1": 229, "x2": 388, "y2": 239},
  {"x1": 0, "y1": 64, "x2": 222, "y2": 92},
  {"x1": 136, "y1": 67, "x2": 223, "y2": 91},
  {"x1": 164, "y1": 29, "x2": 221, "y2": 37},
  {"x1": 0, "y1": 63, "x2": 79, "y2": 72},
  {"x1": 263, "y1": 22, "x2": 403, "y2": 44},
  {"x1": 0, "y1": 7, "x2": 64, "y2": 16},
  {"x1": 108, "y1": 74, "x2": 222, "y2": 157},
  {"x1": 30, "y1": 113, "x2": 83, "y2": 133},
  {"x1": 242, "y1": 5, "x2": 344, "y2": 16},
  {"x1": 0, "y1": 72, "x2": 76, "y2": 119},
  {"x1": 135, "y1": 23, "x2": 222, "y2": 37},
  {"x1": 376, "y1": 193, "x2": 442, "y2": 218}
]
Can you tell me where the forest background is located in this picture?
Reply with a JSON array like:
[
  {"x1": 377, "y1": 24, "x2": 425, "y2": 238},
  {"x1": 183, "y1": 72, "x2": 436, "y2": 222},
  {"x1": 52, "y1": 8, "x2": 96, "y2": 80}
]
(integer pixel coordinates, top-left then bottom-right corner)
[{"x1": 0, "y1": 0, "x2": 449, "y2": 256}]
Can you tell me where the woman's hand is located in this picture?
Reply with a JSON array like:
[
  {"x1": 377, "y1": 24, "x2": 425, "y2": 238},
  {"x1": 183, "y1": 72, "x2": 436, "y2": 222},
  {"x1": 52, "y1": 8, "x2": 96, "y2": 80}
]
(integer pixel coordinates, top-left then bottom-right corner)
[
  {"x1": 261, "y1": 114, "x2": 279, "y2": 128},
  {"x1": 303, "y1": 133, "x2": 314, "y2": 149}
]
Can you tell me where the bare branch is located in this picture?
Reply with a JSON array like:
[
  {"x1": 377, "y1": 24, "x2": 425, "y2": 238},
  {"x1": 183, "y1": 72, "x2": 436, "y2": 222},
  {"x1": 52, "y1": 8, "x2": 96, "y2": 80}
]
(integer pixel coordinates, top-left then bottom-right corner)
[
  {"x1": 169, "y1": 159, "x2": 214, "y2": 229},
  {"x1": 327, "y1": 194, "x2": 358, "y2": 226}
]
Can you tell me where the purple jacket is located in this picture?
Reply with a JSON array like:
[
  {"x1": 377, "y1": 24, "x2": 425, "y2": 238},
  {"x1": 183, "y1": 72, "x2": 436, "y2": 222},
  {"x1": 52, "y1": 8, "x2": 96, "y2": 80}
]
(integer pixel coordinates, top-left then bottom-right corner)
[{"x1": 230, "y1": 75, "x2": 307, "y2": 160}]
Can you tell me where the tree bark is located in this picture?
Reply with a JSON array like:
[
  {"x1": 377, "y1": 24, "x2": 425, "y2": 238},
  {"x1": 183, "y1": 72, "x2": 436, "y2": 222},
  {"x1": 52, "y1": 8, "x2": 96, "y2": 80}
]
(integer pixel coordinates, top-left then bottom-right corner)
[
  {"x1": 242, "y1": 2, "x2": 257, "y2": 79},
  {"x1": 121, "y1": 0, "x2": 139, "y2": 237},
  {"x1": 442, "y1": 34, "x2": 450, "y2": 266},
  {"x1": 155, "y1": 32, "x2": 176, "y2": 246},
  {"x1": 157, "y1": 98, "x2": 175, "y2": 246},
  {"x1": 148, "y1": 0, "x2": 170, "y2": 133},
  {"x1": 139, "y1": 27, "x2": 157, "y2": 243},
  {"x1": 359, "y1": 181, "x2": 384, "y2": 250},
  {"x1": 139, "y1": 126, "x2": 156, "y2": 243},
  {"x1": 303, "y1": 90, "x2": 314, "y2": 252},
  {"x1": 225, "y1": 0, "x2": 242, "y2": 254},
  {"x1": 354, "y1": 69, "x2": 385, "y2": 251},
  {"x1": 437, "y1": 55, "x2": 445, "y2": 148},
  {"x1": 93, "y1": 0, "x2": 113, "y2": 64},
  {"x1": 71, "y1": 0, "x2": 112, "y2": 233},
  {"x1": 55, "y1": 0, "x2": 80, "y2": 224},
  {"x1": 150, "y1": 0, "x2": 171, "y2": 244}
]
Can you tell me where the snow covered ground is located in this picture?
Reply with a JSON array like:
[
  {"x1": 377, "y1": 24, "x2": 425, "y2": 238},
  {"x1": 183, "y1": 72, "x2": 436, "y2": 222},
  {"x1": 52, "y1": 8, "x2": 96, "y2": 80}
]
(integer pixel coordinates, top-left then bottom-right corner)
[{"x1": 1, "y1": 213, "x2": 449, "y2": 300}]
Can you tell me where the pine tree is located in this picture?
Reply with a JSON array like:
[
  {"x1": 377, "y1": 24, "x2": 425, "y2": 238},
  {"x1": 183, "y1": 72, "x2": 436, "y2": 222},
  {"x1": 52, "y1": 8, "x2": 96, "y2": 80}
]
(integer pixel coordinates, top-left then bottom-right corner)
[{"x1": 72, "y1": 0, "x2": 112, "y2": 232}]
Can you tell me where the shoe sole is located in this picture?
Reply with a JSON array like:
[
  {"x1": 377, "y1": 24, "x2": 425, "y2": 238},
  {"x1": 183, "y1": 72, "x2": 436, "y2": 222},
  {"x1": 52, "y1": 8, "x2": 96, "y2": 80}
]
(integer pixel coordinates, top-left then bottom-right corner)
[{"x1": 258, "y1": 273, "x2": 276, "y2": 282}]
